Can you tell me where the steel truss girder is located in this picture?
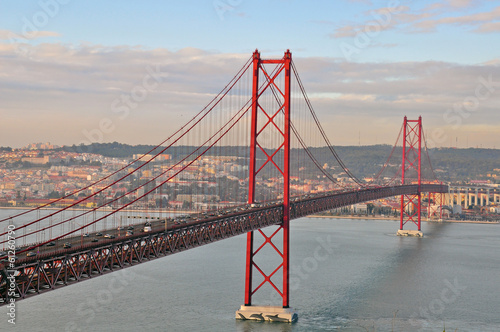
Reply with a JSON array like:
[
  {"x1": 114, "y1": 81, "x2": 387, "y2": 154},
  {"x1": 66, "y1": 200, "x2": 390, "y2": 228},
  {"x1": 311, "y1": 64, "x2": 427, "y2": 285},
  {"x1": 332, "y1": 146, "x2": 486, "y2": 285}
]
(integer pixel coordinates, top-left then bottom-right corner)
[
  {"x1": 0, "y1": 184, "x2": 448, "y2": 305},
  {"x1": 291, "y1": 184, "x2": 446, "y2": 219},
  {"x1": 0, "y1": 207, "x2": 283, "y2": 305}
]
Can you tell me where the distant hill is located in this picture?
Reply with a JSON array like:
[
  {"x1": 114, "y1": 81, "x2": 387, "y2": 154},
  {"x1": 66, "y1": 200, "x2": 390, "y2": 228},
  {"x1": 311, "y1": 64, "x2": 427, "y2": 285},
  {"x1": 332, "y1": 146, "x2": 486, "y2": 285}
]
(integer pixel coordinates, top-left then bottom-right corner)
[
  {"x1": 426, "y1": 147, "x2": 500, "y2": 182},
  {"x1": 313, "y1": 145, "x2": 500, "y2": 183},
  {"x1": 61, "y1": 142, "x2": 157, "y2": 158},
  {"x1": 61, "y1": 142, "x2": 500, "y2": 183},
  {"x1": 60, "y1": 142, "x2": 249, "y2": 160}
]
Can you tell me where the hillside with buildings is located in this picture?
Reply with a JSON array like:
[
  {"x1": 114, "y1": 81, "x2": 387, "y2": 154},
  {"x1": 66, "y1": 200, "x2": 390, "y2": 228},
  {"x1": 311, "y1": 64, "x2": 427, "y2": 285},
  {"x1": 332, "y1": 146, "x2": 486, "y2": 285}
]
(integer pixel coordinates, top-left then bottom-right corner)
[
  {"x1": 61, "y1": 142, "x2": 500, "y2": 184},
  {"x1": 0, "y1": 143, "x2": 498, "y2": 220}
]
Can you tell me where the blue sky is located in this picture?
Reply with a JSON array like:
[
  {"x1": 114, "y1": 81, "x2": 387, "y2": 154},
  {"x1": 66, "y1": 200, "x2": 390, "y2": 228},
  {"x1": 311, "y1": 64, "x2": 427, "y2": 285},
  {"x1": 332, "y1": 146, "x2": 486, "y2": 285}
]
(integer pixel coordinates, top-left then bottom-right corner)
[
  {"x1": 1, "y1": 0, "x2": 500, "y2": 148},
  {"x1": 2, "y1": 0, "x2": 498, "y2": 63}
]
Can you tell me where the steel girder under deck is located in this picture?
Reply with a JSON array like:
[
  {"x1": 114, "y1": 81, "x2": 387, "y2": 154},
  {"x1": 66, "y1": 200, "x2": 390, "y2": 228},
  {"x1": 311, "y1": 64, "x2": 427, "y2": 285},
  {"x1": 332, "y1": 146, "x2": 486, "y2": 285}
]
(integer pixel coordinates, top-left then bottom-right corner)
[
  {"x1": 291, "y1": 184, "x2": 448, "y2": 219},
  {"x1": 0, "y1": 207, "x2": 282, "y2": 304},
  {"x1": 0, "y1": 184, "x2": 448, "y2": 304}
]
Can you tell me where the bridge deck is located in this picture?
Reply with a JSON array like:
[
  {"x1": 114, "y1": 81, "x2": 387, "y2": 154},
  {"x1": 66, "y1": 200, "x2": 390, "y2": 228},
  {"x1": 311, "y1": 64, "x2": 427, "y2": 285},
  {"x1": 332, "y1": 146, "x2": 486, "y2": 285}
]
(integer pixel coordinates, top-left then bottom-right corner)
[{"x1": 0, "y1": 184, "x2": 447, "y2": 304}]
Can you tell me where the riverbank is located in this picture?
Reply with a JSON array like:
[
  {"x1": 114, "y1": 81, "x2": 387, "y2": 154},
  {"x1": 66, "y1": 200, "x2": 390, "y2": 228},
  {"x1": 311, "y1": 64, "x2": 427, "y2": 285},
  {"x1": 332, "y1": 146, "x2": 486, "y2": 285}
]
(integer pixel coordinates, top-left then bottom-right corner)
[
  {"x1": 2, "y1": 206, "x2": 497, "y2": 224},
  {"x1": 0, "y1": 206, "x2": 192, "y2": 214},
  {"x1": 310, "y1": 215, "x2": 398, "y2": 221},
  {"x1": 309, "y1": 214, "x2": 499, "y2": 224}
]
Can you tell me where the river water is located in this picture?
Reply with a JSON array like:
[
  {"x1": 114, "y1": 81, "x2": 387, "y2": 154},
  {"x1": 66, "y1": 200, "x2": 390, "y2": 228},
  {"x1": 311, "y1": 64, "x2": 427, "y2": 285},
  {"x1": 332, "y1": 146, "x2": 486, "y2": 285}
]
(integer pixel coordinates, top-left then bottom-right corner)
[{"x1": 3, "y1": 214, "x2": 500, "y2": 331}]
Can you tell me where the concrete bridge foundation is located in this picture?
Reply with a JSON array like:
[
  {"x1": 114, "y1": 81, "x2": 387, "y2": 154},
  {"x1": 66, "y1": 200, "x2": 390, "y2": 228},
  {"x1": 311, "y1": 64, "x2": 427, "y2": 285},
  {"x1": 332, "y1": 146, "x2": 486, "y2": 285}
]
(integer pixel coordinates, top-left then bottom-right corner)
[
  {"x1": 397, "y1": 229, "x2": 423, "y2": 237},
  {"x1": 236, "y1": 305, "x2": 298, "y2": 323}
]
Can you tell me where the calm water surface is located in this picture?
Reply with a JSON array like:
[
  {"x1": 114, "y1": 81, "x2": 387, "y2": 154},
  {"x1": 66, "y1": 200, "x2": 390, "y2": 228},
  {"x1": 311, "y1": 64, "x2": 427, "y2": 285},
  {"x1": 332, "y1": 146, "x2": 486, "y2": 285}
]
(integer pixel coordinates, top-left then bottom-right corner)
[{"x1": 3, "y1": 214, "x2": 500, "y2": 331}]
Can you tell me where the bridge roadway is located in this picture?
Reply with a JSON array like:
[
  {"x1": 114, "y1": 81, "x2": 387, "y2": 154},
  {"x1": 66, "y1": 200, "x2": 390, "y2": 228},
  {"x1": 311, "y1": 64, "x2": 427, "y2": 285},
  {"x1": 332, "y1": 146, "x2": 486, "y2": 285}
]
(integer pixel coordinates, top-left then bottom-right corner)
[{"x1": 0, "y1": 183, "x2": 447, "y2": 304}]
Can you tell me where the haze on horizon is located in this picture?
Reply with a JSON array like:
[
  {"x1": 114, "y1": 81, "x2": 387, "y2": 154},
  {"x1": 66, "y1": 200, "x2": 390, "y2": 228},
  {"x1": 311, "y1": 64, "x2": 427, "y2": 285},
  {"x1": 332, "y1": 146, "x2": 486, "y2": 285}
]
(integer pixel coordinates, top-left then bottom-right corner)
[{"x1": 1, "y1": 0, "x2": 499, "y2": 149}]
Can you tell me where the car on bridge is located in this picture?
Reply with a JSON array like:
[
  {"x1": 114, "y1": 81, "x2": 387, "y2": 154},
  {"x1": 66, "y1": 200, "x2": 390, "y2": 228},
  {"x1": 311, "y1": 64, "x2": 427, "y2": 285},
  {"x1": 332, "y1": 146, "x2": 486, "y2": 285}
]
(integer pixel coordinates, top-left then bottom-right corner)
[
  {"x1": 63, "y1": 242, "x2": 72, "y2": 249},
  {"x1": 27, "y1": 251, "x2": 37, "y2": 257}
]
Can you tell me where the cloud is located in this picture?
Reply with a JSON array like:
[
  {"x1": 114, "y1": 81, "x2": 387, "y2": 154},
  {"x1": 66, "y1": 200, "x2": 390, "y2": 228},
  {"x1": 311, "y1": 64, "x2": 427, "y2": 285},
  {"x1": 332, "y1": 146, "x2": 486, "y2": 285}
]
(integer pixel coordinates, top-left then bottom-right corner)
[
  {"x1": 412, "y1": 5, "x2": 500, "y2": 33},
  {"x1": 330, "y1": 2, "x2": 500, "y2": 38},
  {"x1": 444, "y1": 0, "x2": 477, "y2": 9},
  {"x1": 0, "y1": 29, "x2": 61, "y2": 40},
  {"x1": 473, "y1": 21, "x2": 500, "y2": 33},
  {"x1": 0, "y1": 42, "x2": 251, "y2": 147},
  {"x1": 330, "y1": 6, "x2": 410, "y2": 38},
  {"x1": 330, "y1": 25, "x2": 359, "y2": 38},
  {"x1": 482, "y1": 57, "x2": 500, "y2": 65},
  {"x1": 1, "y1": 42, "x2": 499, "y2": 148},
  {"x1": 424, "y1": 0, "x2": 477, "y2": 11},
  {"x1": 289, "y1": 56, "x2": 500, "y2": 146}
]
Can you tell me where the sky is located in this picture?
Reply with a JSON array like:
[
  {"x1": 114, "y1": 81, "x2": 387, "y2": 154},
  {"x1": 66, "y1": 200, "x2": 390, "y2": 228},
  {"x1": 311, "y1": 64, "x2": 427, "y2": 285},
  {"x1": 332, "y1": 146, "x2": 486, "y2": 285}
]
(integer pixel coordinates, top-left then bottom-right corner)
[{"x1": 1, "y1": 0, "x2": 499, "y2": 149}]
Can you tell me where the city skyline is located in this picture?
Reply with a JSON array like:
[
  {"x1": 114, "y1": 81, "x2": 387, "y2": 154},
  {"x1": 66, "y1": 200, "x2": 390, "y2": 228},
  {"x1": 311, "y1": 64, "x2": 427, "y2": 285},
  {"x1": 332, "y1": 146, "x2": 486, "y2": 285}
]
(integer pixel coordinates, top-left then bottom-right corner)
[{"x1": 1, "y1": 0, "x2": 500, "y2": 148}]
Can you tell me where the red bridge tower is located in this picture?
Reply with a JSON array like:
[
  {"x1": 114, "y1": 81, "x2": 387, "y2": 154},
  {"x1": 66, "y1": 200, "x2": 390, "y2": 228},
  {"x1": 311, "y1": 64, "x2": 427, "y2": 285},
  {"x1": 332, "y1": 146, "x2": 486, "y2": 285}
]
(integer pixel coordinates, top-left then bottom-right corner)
[
  {"x1": 236, "y1": 50, "x2": 298, "y2": 323},
  {"x1": 398, "y1": 116, "x2": 424, "y2": 237}
]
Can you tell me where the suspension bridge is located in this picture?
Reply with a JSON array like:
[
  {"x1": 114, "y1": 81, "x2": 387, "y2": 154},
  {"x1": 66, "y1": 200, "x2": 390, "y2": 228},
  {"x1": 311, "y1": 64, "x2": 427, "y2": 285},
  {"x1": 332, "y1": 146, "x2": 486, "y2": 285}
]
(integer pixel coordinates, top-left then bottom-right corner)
[{"x1": 0, "y1": 50, "x2": 447, "y2": 322}]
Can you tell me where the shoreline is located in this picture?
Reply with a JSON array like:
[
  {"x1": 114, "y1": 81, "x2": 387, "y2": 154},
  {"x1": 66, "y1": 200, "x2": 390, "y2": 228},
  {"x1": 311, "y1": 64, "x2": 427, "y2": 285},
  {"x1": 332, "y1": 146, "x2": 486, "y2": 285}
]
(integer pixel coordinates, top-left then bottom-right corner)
[
  {"x1": 309, "y1": 214, "x2": 499, "y2": 224},
  {"x1": 0, "y1": 206, "x2": 192, "y2": 214},
  {"x1": 1, "y1": 206, "x2": 497, "y2": 224}
]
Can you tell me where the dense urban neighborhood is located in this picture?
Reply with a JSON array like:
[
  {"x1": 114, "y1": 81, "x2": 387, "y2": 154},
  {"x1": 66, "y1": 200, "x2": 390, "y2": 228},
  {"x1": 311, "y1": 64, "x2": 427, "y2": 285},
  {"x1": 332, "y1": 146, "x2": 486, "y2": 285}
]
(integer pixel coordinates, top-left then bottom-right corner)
[{"x1": 1, "y1": 142, "x2": 499, "y2": 221}]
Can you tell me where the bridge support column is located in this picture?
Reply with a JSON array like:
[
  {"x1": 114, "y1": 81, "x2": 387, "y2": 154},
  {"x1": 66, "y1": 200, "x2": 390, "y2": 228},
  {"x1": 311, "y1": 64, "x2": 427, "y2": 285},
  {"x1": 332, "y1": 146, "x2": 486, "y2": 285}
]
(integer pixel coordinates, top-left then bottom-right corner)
[
  {"x1": 237, "y1": 49, "x2": 297, "y2": 323},
  {"x1": 398, "y1": 116, "x2": 423, "y2": 237},
  {"x1": 426, "y1": 192, "x2": 431, "y2": 220},
  {"x1": 438, "y1": 188, "x2": 444, "y2": 220}
]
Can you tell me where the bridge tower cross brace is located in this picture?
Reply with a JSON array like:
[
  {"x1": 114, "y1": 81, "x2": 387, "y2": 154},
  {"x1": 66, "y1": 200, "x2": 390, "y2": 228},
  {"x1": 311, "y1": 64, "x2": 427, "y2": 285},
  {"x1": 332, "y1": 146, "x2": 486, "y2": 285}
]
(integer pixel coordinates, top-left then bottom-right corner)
[
  {"x1": 245, "y1": 49, "x2": 292, "y2": 309},
  {"x1": 400, "y1": 116, "x2": 422, "y2": 231}
]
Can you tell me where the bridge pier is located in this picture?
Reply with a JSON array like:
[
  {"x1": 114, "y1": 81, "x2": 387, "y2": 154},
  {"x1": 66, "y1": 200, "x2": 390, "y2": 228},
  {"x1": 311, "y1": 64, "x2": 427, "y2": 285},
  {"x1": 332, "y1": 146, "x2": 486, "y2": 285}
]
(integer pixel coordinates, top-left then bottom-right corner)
[
  {"x1": 397, "y1": 229, "x2": 423, "y2": 237},
  {"x1": 236, "y1": 305, "x2": 298, "y2": 323}
]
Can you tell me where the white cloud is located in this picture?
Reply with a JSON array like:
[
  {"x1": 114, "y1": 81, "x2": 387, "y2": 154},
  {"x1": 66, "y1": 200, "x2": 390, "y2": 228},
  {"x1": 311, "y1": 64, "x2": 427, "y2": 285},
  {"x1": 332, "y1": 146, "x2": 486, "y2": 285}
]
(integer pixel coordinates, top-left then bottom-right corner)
[
  {"x1": 1, "y1": 42, "x2": 499, "y2": 148},
  {"x1": 0, "y1": 42, "x2": 251, "y2": 147},
  {"x1": 331, "y1": 2, "x2": 500, "y2": 37},
  {"x1": 413, "y1": 5, "x2": 500, "y2": 33},
  {"x1": 0, "y1": 29, "x2": 61, "y2": 40},
  {"x1": 473, "y1": 20, "x2": 500, "y2": 32}
]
